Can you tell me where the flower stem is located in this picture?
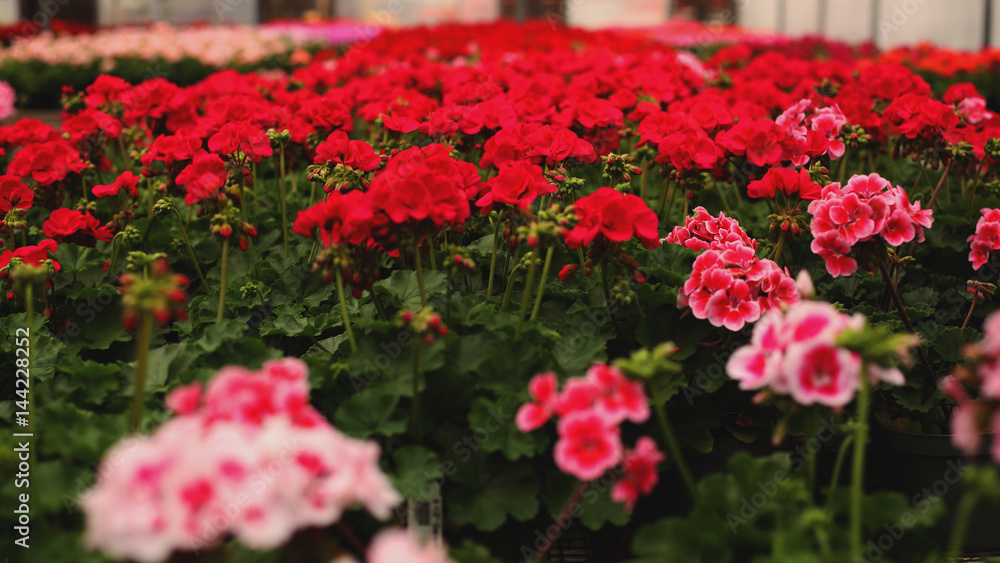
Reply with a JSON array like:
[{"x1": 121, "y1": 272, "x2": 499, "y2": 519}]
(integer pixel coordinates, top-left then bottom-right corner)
[
  {"x1": 849, "y1": 367, "x2": 871, "y2": 559},
  {"x1": 804, "y1": 408, "x2": 820, "y2": 497},
  {"x1": 945, "y1": 489, "x2": 980, "y2": 561},
  {"x1": 278, "y1": 144, "x2": 290, "y2": 259},
  {"x1": 968, "y1": 154, "x2": 988, "y2": 218},
  {"x1": 237, "y1": 176, "x2": 256, "y2": 274},
  {"x1": 335, "y1": 268, "x2": 358, "y2": 353},
  {"x1": 118, "y1": 136, "x2": 132, "y2": 170},
  {"x1": 414, "y1": 240, "x2": 428, "y2": 309},
  {"x1": 531, "y1": 245, "x2": 555, "y2": 321},
  {"x1": 826, "y1": 434, "x2": 854, "y2": 504},
  {"x1": 537, "y1": 481, "x2": 588, "y2": 561},
  {"x1": 515, "y1": 252, "x2": 539, "y2": 340},
  {"x1": 925, "y1": 160, "x2": 952, "y2": 213},
  {"x1": 962, "y1": 295, "x2": 978, "y2": 329},
  {"x1": 216, "y1": 238, "x2": 230, "y2": 324},
  {"x1": 170, "y1": 208, "x2": 207, "y2": 291},
  {"x1": 128, "y1": 312, "x2": 153, "y2": 432},
  {"x1": 411, "y1": 343, "x2": 422, "y2": 443},
  {"x1": 500, "y1": 246, "x2": 523, "y2": 313},
  {"x1": 487, "y1": 215, "x2": 502, "y2": 297},
  {"x1": 658, "y1": 178, "x2": 675, "y2": 219},
  {"x1": 146, "y1": 176, "x2": 154, "y2": 216},
  {"x1": 428, "y1": 237, "x2": 438, "y2": 270},
  {"x1": 650, "y1": 383, "x2": 698, "y2": 501},
  {"x1": 876, "y1": 260, "x2": 936, "y2": 386}
]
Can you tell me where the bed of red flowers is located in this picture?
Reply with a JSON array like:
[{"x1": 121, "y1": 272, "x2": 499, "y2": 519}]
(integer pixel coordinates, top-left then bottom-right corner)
[{"x1": 3, "y1": 19, "x2": 1000, "y2": 563}]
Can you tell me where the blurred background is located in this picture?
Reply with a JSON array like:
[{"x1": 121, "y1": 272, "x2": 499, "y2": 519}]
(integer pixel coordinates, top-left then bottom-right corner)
[{"x1": 0, "y1": 0, "x2": 998, "y2": 50}]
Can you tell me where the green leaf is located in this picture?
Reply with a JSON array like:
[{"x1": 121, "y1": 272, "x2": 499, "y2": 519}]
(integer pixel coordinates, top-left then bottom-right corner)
[
  {"x1": 334, "y1": 385, "x2": 407, "y2": 439},
  {"x1": 447, "y1": 456, "x2": 539, "y2": 531},
  {"x1": 374, "y1": 269, "x2": 448, "y2": 310},
  {"x1": 467, "y1": 396, "x2": 548, "y2": 461},
  {"x1": 391, "y1": 445, "x2": 441, "y2": 499},
  {"x1": 449, "y1": 540, "x2": 505, "y2": 563},
  {"x1": 931, "y1": 326, "x2": 981, "y2": 364}
]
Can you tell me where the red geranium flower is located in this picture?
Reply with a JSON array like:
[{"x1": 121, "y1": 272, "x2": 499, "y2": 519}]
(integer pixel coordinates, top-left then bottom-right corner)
[
  {"x1": 176, "y1": 151, "x2": 228, "y2": 205},
  {"x1": 292, "y1": 189, "x2": 374, "y2": 247},
  {"x1": 716, "y1": 119, "x2": 787, "y2": 167},
  {"x1": 208, "y1": 121, "x2": 274, "y2": 163},
  {"x1": 746, "y1": 167, "x2": 822, "y2": 200},
  {"x1": 0, "y1": 175, "x2": 34, "y2": 212},
  {"x1": 564, "y1": 187, "x2": 660, "y2": 250},
  {"x1": 475, "y1": 161, "x2": 557, "y2": 214},
  {"x1": 42, "y1": 208, "x2": 113, "y2": 247},
  {"x1": 7, "y1": 140, "x2": 87, "y2": 186},
  {"x1": 313, "y1": 131, "x2": 381, "y2": 171},
  {"x1": 92, "y1": 170, "x2": 140, "y2": 200},
  {"x1": 0, "y1": 239, "x2": 60, "y2": 278}
]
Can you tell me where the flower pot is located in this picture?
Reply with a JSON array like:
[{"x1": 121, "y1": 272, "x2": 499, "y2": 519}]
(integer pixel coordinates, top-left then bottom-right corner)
[{"x1": 870, "y1": 425, "x2": 998, "y2": 553}]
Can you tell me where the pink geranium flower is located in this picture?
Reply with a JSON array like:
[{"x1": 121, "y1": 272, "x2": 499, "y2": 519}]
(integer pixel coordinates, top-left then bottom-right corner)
[
  {"x1": 611, "y1": 437, "x2": 664, "y2": 510},
  {"x1": 554, "y1": 411, "x2": 623, "y2": 481}
]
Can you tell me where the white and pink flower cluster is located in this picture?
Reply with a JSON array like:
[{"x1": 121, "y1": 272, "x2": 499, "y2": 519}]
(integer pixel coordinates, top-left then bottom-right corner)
[
  {"x1": 80, "y1": 358, "x2": 400, "y2": 563},
  {"x1": 666, "y1": 207, "x2": 798, "y2": 332},
  {"x1": 727, "y1": 301, "x2": 905, "y2": 408},
  {"x1": 968, "y1": 208, "x2": 1000, "y2": 270},
  {"x1": 943, "y1": 311, "x2": 1000, "y2": 463},
  {"x1": 0, "y1": 81, "x2": 15, "y2": 122},
  {"x1": 776, "y1": 98, "x2": 849, "y2": 166},
  {"x1": 516, "y1": 364, "x2": 664, "y2": 510},
  {"x1": 334, "y1": 529, "x2": 454, "y2": 563},
  {"x1": 808, "y1": 173, "x2": 933, "y2": 277}
]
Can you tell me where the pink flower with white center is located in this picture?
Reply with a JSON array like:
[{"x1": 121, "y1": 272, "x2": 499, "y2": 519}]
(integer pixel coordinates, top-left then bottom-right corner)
[
  {"x1": 516, "y1": 372, "x2": 559, "y2": 432},
  {"x1": 586, "y1": 363, "x2": 650, "y2": 425},
  {"x1": 366, "y1": 529, "x2": 454, "y2": 563},
  {"x1": 776, "y1": 98, "x2": 811, "y2": 141},
  {"x1": 958, "y1": 97, "x2": 992, "y2": 124},
  {"x1": 554, "y1": 411, "x2": 623, "y2": 481},
  {"x1": 811, "y1": 105, "x2": 848, "y2": 159},
  {"x1": 784, "y1": 342, "x2": 861, "y2": 407},
  {"x1": 611, "y1": 437, "x2": 665, "y2": 510},
  {"x1": 727, "y1": 345, "x2": 776, "y2": 391},
  {"x1": 82, "y1": 359, "x2": 400, "y2": 563},
  {"x1": 663, "y1": 206, "x2": 756, "y2": 252},
  {"x1": 882, "y1": 209, "x2": 917, "y2": 246},
  {"x1": 553, "y1": 378, "x2": 602, "y2": 416}
]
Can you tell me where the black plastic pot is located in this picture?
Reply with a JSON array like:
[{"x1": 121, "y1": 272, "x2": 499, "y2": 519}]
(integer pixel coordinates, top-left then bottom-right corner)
[{"x1": 870, "y1": 425, "x2": 998, "y2": 553}]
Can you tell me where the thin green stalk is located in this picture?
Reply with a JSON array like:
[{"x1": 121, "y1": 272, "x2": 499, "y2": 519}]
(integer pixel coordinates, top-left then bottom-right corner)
[
  {"x1": 414, "y1": 240, "x2": 427, "y2": 309},
  {"x1": 515, "y1": 252, "x2": 539, "y2": 340},
  {"x1": 849, "y1": 367, "x2": 870, "y2": 558},
  {"x1": 500, "y1": 246, "x2": 523, "y2": 313},
  {"x1": 530, "y1": 246, "x2": 555, "y2": 321},
  {"x1": 968, "y1": 154, "x2": 988, "y2": 218},
  {"x1": 827, "y1": 435, "x2": 854, "y2": 504},
  {"x1": 877, "y1": 261, "x2": 936, "y2": 387},
  {"x1": 486, "y1": 216, "x2": 502, "y2": 297},
  {"x1": 146, "y1": 176, "x2": 154, "y2": 216},
  {"x1": 128, "y1": 312, "x2": 153, "y2": 432},
  {"x1": 237, "y1": 178, "x2": 257, "y2": 274},
  {"x1": 601, "y1": 264, "x2": 612, "y2": 306},
  {"x1": 118, "y1": 136, "x2": 132, "y2": 170},
  {"x1": 962, "y1": 295, "x2": 978, "y2": 329},
  {"x1": 170, "y1": 208, "x2": 207, "y2": 291},
  {"x1": 411, "y1": 344, "x2": 422, "y2": 443},
  {"x1": 804, "y1": 408, "x2": 820, "y2": 496},
  {"x1": 428, "y1": 237, "x2": 438, "y2": 270},
  {"x1": 278, "y1": 145, "x2": 290, "y2": 259},
  {"x1": 658, "y1": 179, "x2": 675, "y2": 219},
  {"x1": 925, "y1": 160, "x2": 952, "y2": 213},
  {"x1": 651, "y1": 384, "x2": 698, "y2": 501},
  {"x1": 216, "y1": 238, "x2": 230, "y2": 324},
  {"x1": 770, "y1": 234, "x2": 786, "y2": 264},
  {"x1": 335, "y1": 268, "x2": 358, "y2": 353},
  {"x1": 837, "y1": 154, "x2": 849, "y2": 185},
  {"x1": 945, "y1": 490, "x2": 980, "y2": 561}
]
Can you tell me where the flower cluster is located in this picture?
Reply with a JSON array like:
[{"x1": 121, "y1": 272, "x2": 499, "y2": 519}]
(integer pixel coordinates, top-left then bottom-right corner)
[
  {"x1": 516, "y1": 364, "x2": 663, "y2": 510},
  {"x1": 808, "y1": 173, "x2": 933, "y2": 277},
  {"x1": 81, "y1": 358, "x2": 400, "y2": 563},
  {"x1": 969, "y1": 208, "x2": 1000, "y2": 271},
  {"x1": 942, "y1": 311, "x2": 1000, "y2": 463},
  {"x1": 667, "y1": 207, "x2": 797, "y2": 331},
  {"x1": 726, "y1": 300, "x2": 906, "y2": 407},
  {"x1": 118, "y1": 257, "x2": 189, "y2": 329}
]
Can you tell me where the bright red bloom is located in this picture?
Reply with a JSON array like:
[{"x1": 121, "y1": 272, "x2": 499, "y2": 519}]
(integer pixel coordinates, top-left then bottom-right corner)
[
  {"x1": 524, "y1": 125, "x2": 598, "y2": 166},
  {"x1": 475, "y1": 161, "x2": 556, "y2": 214},
  {"x1": 140, "y1": 131, "x2": 203, "y2": 171},
  {"x1": 42, "y1": 208, "x2": 114, "y2": 247},
  {"x1": 716, "y1": 119, "x2": 787, "y2": 167},
  {"x1": 176, "y1": 151, "x2": 228, "y2": 205},
  {"x1": 0, "y1": 239, "x2": 60, "y2": 278},
  {"x1": 0, "y1": 175, "x2": 34, "y2": 212},
  {"x1": 611, "y1": 437, "x2": 664, "y2": 510},
  {"x1": 92, "y1": 170, "x2": 139, "y2": 200},
  {"x1": 313, "y1": 131, "x2": 380, "y2": 171},
  {"x1": 292, "y1": 190, "x2": 374, "y2": 247},
  {"x1": 654, "y1": 126, "x2": 722, "y2": 171},
  {"x1": 208, "y1": 121, "x2": 274, "y2": 163},
  {"x1": 746, "y1": 167, "x2": 822, "y2": 200},
  {"x1": 7, "y1": 140, "x2": 86, "y2": 186},
  {"x1": 564, "y1": 188, "x2": 659, "y2": 250}
]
